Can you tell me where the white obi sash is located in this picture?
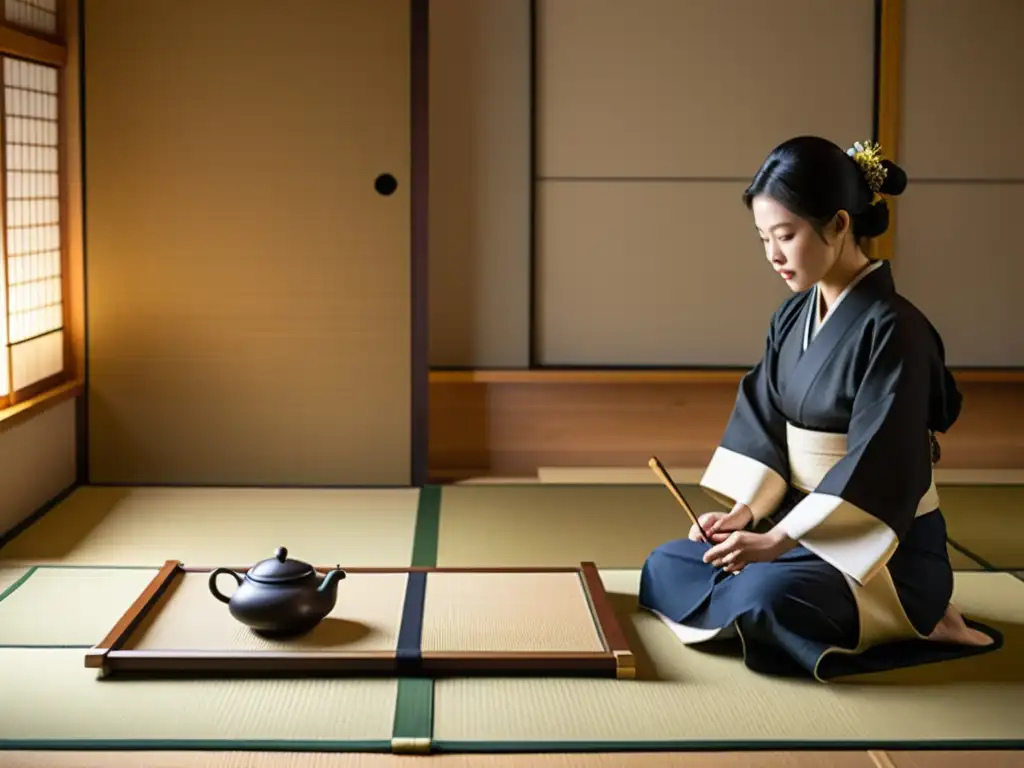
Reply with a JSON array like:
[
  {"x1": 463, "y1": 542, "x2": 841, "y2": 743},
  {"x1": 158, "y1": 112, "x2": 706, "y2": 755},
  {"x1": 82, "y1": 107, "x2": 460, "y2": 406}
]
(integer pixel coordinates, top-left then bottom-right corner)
[{"x1": 785, "y1": 423, "x2": 941, "y2": 516}]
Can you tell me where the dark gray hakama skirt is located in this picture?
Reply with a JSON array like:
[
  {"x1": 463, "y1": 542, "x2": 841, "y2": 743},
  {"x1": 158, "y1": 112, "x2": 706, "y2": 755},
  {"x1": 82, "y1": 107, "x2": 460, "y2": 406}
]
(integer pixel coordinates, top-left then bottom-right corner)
[{"x1": 637, "y1": 493, "x2": 1003, "y2": 680}]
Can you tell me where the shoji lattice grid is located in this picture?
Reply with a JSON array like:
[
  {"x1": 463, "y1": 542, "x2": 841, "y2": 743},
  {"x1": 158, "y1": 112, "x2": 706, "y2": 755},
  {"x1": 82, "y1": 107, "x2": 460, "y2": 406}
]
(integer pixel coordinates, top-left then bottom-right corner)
[
  {"x1": 3, "y1": 56, "x2": 63, "y2": 395},
  {"x1": 4, "y1": 0, "x2": 57, "y2": 36}
]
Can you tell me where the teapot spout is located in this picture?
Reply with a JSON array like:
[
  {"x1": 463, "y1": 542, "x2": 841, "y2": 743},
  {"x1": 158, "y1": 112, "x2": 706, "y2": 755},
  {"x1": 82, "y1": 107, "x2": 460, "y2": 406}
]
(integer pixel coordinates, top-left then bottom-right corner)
[{"x1": 318, "y1": 567, "x2": 346, "y2": 596}]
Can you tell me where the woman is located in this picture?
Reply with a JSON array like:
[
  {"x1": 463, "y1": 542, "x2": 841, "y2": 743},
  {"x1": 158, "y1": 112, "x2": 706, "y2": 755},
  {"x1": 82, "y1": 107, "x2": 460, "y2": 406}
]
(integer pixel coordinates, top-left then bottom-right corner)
[{"x1": 638, "y1": 136, "x2": 1000, "y2": 681}]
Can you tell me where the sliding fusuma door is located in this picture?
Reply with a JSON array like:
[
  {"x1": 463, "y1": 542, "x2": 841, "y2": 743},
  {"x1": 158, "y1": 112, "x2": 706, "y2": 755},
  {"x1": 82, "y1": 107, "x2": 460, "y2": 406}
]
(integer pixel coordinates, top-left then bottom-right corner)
[{"x1": 83, "y1": 0, "x2": 414, "y2": 486}]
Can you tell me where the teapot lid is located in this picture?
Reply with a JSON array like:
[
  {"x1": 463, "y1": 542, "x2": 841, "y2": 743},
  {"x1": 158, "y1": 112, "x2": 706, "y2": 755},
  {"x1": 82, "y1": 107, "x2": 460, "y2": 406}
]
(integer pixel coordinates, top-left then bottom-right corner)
[{"x1": 247, "y1": 547, "x2": 315, "y2": 583}]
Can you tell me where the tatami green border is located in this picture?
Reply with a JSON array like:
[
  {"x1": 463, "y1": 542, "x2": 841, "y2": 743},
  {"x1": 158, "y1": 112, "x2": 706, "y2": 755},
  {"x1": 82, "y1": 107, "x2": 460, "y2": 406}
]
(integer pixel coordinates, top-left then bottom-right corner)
[
  {"x1": 0, "y1": 566, "x2": 37, "y2": 605},
  {"x1": 392, "y1": 678, "x2": 434, "y2": 753},
  {"x1": 389, "y1": 485, "x2": 440, "y2": 752},
  {"x1": 0, "y1": 740, "x2": 392, "y2": 752},
  {"x1": 410, "y1": 484, "x2": 441, "y2": 568}
]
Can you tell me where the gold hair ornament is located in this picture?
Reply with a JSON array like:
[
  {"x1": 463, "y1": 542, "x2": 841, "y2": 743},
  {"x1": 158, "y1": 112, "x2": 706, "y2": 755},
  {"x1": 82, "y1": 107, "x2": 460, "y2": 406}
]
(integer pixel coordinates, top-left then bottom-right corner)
[{"x1": 846, "y1": 140, "x2": 888, "y2": 194}]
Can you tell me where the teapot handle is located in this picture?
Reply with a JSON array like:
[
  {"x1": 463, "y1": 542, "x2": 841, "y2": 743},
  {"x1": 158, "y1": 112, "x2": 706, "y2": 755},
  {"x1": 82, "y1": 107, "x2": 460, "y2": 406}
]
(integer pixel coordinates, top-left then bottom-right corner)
[{"x1": 209, "y1": 568, "x2": 243, "y2": 604}]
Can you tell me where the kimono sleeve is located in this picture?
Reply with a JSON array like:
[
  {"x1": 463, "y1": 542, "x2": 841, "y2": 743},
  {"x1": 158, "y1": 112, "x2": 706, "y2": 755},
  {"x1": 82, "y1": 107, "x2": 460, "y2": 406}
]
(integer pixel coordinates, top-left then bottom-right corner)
[
  {"x1": 700, "y1": 317, "x2": 790, "y2": 523},
  {"x1": 773, "y1": 314, "x2": 936, "y2": 585}
]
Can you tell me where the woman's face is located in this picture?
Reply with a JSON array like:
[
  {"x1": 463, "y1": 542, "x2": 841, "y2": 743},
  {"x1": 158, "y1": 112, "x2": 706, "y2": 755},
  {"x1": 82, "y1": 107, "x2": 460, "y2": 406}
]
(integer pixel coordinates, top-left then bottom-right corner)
[{"x1": 751, "y1": 195, "x2": 842, "y2": 293}]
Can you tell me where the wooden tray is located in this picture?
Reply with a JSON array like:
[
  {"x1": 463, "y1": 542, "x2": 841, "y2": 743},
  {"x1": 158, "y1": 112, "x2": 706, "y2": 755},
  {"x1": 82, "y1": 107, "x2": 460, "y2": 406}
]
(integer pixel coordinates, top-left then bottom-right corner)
[{"x1": 85, "y1": 561, "x2": 635, "y2": 679}]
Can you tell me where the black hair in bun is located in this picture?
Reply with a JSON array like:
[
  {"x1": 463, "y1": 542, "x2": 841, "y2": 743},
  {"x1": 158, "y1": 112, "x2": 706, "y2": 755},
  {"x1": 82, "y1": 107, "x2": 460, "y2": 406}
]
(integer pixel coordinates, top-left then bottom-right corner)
[
  {"x1": 852, "y1": 159, "x2": 908, "y2": 238},
  {"x1": 743, "y1": 136, "x2": 908, "y2": 243},
  {"x1": 853, "y1": 200, "x2": 891, "y2": 239},
  {"x1": 879, "y1": 158, "x2": 908, "y2": 196}
]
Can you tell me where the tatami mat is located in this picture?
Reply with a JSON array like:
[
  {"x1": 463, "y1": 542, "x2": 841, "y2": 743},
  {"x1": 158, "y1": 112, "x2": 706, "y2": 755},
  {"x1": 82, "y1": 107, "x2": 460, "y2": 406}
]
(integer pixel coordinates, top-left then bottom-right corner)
[
  {"x1": 435, "y1": 485, "x2": 720, "y2": 567},
  {"x1": 432, "y1": 570, "x2": 1024, "y2": 750},
  {"x1": 0, "y1": 566, "x2": 158, "y2": 647},
  {"x1": 421, "y1": 572, "x2": 604, "y2": 653},
  {"x1": 127, "y1": 571, "x2": 408, "y2": 654},
  {"x1": 0, "y1": 649, "x2": 397, "y2": 748},
  {"x1": 434, "y1": 485, "x2": 987, "y2": 570},
  {"x1": 538, "y1": 466, "x2": 1024, "y2": 486},
  {"x1": 535, "y1": 470, "x2": 1024, "y2": 569},
  {"x1": 938, "y1": 486, "x2": 1024, "y2": 569},
  {"x1": 2, "y1": 482, "x2": 1020, "y2": 759},
  {"x1": 0, "y1": 486, "x2": 421, "y2": 567},
  {"x1": 436, "y1": 483, "x2": 724, "y2": 569}
]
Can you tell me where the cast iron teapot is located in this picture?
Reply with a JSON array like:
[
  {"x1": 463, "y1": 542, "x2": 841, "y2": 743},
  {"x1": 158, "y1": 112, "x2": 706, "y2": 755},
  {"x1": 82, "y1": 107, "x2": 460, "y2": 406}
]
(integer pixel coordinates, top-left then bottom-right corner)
[{"x1": 208, "y1": 547, "x2": 346, "y2": 637}]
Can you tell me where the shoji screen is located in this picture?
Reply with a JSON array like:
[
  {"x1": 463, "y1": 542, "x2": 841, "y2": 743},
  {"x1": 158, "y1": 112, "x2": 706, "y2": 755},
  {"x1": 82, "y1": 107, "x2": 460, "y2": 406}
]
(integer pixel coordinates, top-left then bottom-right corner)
[
  {"x1": 4, "y1": 0, "x2": 57, "y2": 36},
  {"x1": 0, "y1": 56, "x2": 64, "y2": 401}
]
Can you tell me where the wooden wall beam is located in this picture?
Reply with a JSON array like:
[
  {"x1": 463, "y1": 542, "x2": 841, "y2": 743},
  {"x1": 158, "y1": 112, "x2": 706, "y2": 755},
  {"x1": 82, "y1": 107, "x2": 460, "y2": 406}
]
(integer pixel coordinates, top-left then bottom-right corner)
[
  {"x1": 61, "y1": 0, "x2": 84, "y2": 385},
  {"x1": 428, "y1": 369, "x2": 1024, "y2": 480},
  {"x1": 871, "y1": 0, "x2": 902, "y2": 261},
  {"x1": 0, "y1": 23, "x2": 66, "y2": 66}
]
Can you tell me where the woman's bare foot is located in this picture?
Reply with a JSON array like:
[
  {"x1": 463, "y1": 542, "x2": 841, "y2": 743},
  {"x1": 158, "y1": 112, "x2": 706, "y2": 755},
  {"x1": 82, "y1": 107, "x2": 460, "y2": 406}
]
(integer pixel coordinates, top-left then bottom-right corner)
[{"x1": 926, "y1": 603, "x2": 994, "y2": 646}]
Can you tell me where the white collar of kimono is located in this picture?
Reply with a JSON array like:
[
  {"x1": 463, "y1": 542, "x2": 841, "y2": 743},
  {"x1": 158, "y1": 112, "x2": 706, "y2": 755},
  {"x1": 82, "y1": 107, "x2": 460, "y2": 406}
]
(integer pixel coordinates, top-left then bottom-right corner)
[{"x1": 804, "y1": 259, "x2": 884, "y2": 351}]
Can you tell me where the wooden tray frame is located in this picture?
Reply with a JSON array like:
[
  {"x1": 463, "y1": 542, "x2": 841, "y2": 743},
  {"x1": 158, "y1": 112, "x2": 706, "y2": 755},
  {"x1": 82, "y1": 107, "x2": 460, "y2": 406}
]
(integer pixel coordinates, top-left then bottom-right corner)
[{"x1": 85, "y1": 561, "x2": 636, "y2": 680}]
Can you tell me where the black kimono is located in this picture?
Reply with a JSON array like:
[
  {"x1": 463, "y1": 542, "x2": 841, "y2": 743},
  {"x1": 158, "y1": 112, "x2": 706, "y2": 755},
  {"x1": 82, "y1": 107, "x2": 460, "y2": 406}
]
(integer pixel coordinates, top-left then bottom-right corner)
[{"x1": 639, "y1": 260, "x2": 1002, "y2": 680}]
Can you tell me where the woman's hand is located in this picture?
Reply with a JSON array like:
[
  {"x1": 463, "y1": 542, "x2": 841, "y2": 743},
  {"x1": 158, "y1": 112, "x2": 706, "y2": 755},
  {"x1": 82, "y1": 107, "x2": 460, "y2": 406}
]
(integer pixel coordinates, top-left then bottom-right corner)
[
  {"x1": 688, "y1": 503, "x2": 753, "y2": 542},
  {"x1": 705, "y1": 503, "x2": 753, "y2": 539},
  {"x1": 688, "y1": 512, "x2": 723, "y2": 542},
  {"x1": 702, "y1": 527, "x2": 797, "y2": 573}
]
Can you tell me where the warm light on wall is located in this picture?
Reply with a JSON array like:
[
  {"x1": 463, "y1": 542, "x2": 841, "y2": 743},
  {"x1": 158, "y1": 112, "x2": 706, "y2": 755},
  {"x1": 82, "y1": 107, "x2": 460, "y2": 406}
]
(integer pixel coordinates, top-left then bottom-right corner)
[
  {"x1": 2, "y1": 55, "x2": 63, "y2": 397},
  {"x1": 0, "y1": 223, "x2": 7, "y2": 398},
  {"x1": 3, "y1": 0, "x2": 57, "y2": 36}
]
